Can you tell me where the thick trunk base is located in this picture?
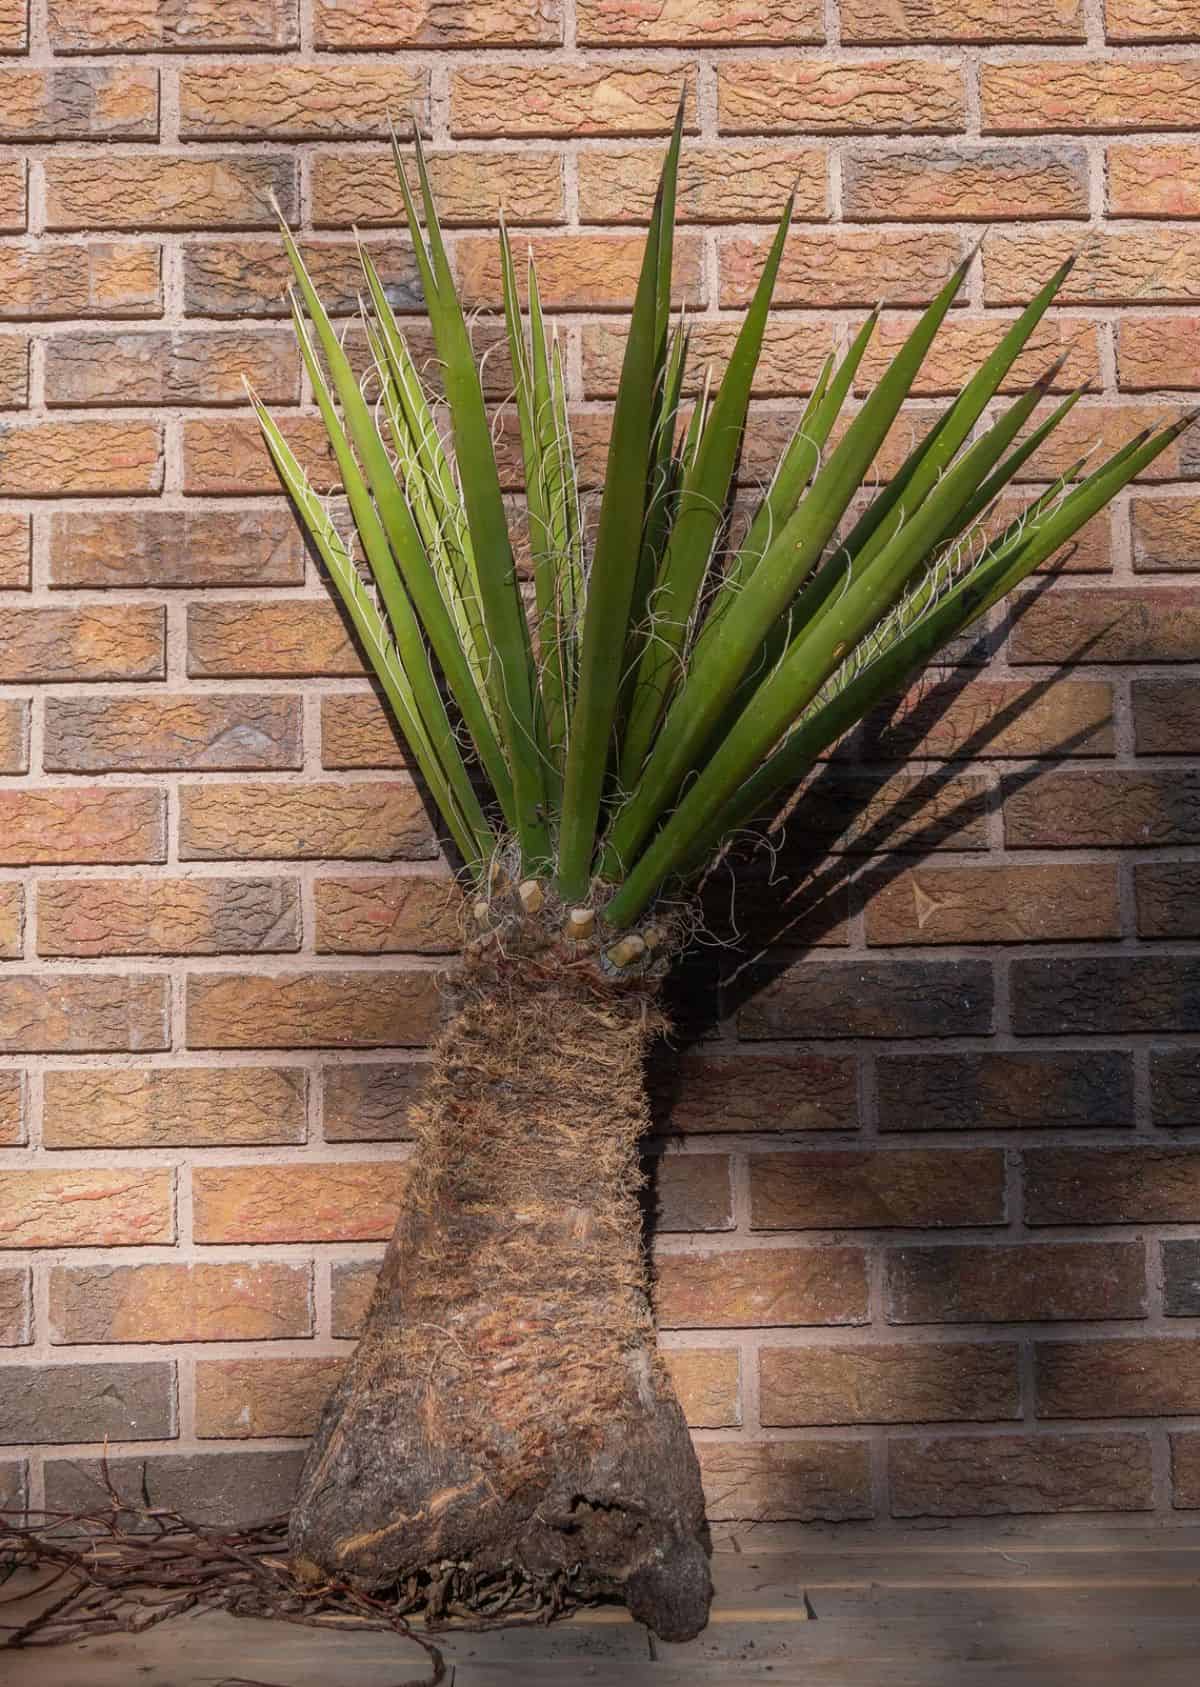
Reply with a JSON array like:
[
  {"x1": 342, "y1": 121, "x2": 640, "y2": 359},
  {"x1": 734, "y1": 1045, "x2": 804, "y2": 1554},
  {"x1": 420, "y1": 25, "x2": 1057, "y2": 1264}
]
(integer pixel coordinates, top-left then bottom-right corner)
[{"x1": 289, "y1": 947, "x2": 711, "y2": 1641}]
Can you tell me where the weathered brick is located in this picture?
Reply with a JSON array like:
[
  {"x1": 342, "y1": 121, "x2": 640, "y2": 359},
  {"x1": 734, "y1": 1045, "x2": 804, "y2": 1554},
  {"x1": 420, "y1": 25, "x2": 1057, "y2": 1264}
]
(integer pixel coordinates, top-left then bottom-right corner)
[
  {"x1": 322, "y1": 1062, "x2": 423, "y2": 1141},
  {"x1": 45, "y1": 154, "x2": 296, "y2": 231},
  {"x1": 1039, "y1": 1339, "x2": 1200, "y2": 1418},
  {"x1": 451, "y1": 65, "x2": 697, "y2": 138},
  {"x1": 43, "y1": 1066, "x2": 306, "y2": 1149},
  {"x1": 841, "y1": 0, "x2": 1084, "y2": 40},
  {"x1": 50, "y1": 1261, "x2": 311, "y2": 1344},
  {"x1": 180, "y1": 781, "x2": 435, "y2": 861},
  {"x1": 1136, "y1": 862, "x2": 1200, "y2": 939},
  {"x1": 1163, "y1": 1241, "x2": 1200, "y2": 1318},
  {"x1": 187, "y1": 602, "x2": 360, "y2": 678},
  {"x1": 1172, "y1": 1434, "x2": 1200, "y2": 1508},
  {"x1": 1012, "y1": 587, "x2": 1200, "y2": 665},
  {"x1": 578, "y1": 142, "x2": 823, "y2": 224},
  {"x1": 1151, "y1": 1050, "x2": 1200, "y2": 1127},
  {"x1": 320, "y1": 693, "x2": 411, "y2": 769},
  {"x1": 44, "y1": 695, "x2": 301, "y2": 774},
  {"x1": 1015, "y1": 957, "x2": 1200, "y2": 1036},
  {"x1": 844, "y1": 145, "x2": 1087, "y2": 221},
  {"x1": 193, "y1": 1162, "x2": 408, "y2": 1242},
  {"x1": 0, "y1": 333, "x2": 27, "y2": 407},
  {"x1": 0, "y1": 512, "x2": 29, "y2": 587},
  {"x1": 48, "y1": 507, "x2": 305, "y2": 589},
  {"x1": 1005, "y1": 769, "x2": 1200, "y2": 849},
  {"x1": 183, "y1": 237, "x2": 418, "y2": 318},
  {"x1": 662, "y1": 1349, "x2": 740, "y2": 1428},
  {"x1": 455, "y1": 232, "x2": 702, "y2": 312},
  {"x1": 750, "y1": 1149, "x2": 1005, "y2": 1230},
  {"x1": 182, "y1": 415, "x2": 334, "y2": 494},
  {"x1": 721, "y1": 228, "x2": 963, "y2": 308},
  {"x1": 0, "y1": 1072, "x2": 24, "y2": 1147},
  {"x1": 196, "y1": 1357, "x2": 343, "y2": 1437},
  {"x1": 984, "y1": 59, "x2": 1200, "y2": 133},
  {"x1": 45, "y1": 1450, "x2": 304, "y2": 1528},
  {"x1": 1109, "y1": 142, "x2": 1200, "y2": 216},
  {"x1": 865, "y1": 863, "x2": 1119, "y2": 946},
  {"x1": 180, "y1": 63, "x2": 427, "y2": 140},
  {"x1": 1105, "y1": 0, "x2": 1200, "y2": 41},
  {"x1": 886, "y1": 1242, "x2": 1146, "y2": 1324},
  {"x1": 761, "y1": 1342, "x2": 1019, "y2": 1426},
  {"x1": 740, "y1": 960, "x2": 992, "y2": 1040},
  {"x1": 719, "y1": 58, "x2": 964, "y2": 135},
  {"x1": 891, "y1": 1433, "x2": 1152, "y2": 1518},
  {"x1": 986, "y1": 228, "x2": 1200, "y2": 308},
  {"x1": 699, "y1": 1440, "x2": 873, "y2": 1522},
  {"x1": 48, "y1": 0, "x2": 298, "y2": 51},
  {"x1": 0, "y1": 604, "x2": 162, "y2": 682},
  {"x1": 578, "y1": 0, "x2": 818, "y2": 42},
  {"x1": 315, "y1": 0, "x2": 558, "y2": 47},
  {"x1": 187, "y1": 970, "x2": 440, "y2": 1049},
  {"x1": 331, "y1": 1259, "x2": 379, "y2": 1337},
  {"x1": 312, "y1": 149, "x2": 563, "y2": 228},
  {"x1": 0, "y1": 1168, "x2": 172, "y2": 1246},
  {"x1": 45, "y1": 329, "x2": 296, "y2": 407},
  {"x1": 0, "y1": 156, "x2": 24, "y2": 231},
  {"x1": 654, "y1": 1246, "x2": 868, "y2": 1328},
  {"x1": 38, "y1": 876, "x2": 299, "y2": 958},
  {"x1": 0, "y1": 66, "x2": 157, "y2": 141},
  {"x1": 0, "y1": 883, "x2": 20, "y2": 958},
  {"x1": 0, "y1": 421, "x2": 162, "y2": 495},
  {"x1": 650, "y1": 1156, "x2": 732, "y2": 1233},
  {"x1": 1119, "y1": 315, "x2": 1200, "y2": 392},
  {"x1": 1131, "y1": 497, "x2": 1200, "y2": 572},
  {"x1": 861, "y1": 676, "x2": 1113, "y2": 760},
  {"x1": 653, "y1": 1050, "x2": 858, "y2": 1134},
  {"x1": 315, "y1": 875, "x2": 463, "y2": 955},
  {"x1": 0, "y1": 788, "x2": 164, "y2": 865},
  {"x1": 0, "y1": 241, "x2": 160, "y2": 318},
  {"x1": 0, "y1": 699, "x2": 27, "y2": 771},
  {"x1": 1026, "y1": 1147, "x2": 1200, "y2": 1224},
  {"x1": 0, "y1": 1362, "x2": 173, "y2": 1444},
  {"x1": 0, "y1": 1269, "x2": 29, "y2": 1345},
  {"x1": 877, "y1": 1050, "x2": 1134, "y2": 1133}
]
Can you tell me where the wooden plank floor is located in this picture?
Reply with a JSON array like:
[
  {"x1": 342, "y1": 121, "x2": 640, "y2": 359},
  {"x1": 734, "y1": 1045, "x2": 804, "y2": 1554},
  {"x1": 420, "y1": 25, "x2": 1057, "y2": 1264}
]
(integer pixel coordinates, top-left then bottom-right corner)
[{"x1": 5, "y1": 1533, "x2": 1200, "y2": 1685}]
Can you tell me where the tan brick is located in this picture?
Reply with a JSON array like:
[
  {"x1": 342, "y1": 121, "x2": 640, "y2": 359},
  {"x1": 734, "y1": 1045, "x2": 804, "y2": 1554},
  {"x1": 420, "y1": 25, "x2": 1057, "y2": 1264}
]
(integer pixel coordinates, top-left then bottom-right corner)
[
  {"x1": 451, "y1": 64, "x2": 698, "y2": 138},
  {"x1": 1038, "y1": 1338, "x2": 1200, "y2": 1418},
  {"x1": 1004, "y1": 401, "x2": 1188, "y2": 482},
  {"x1": 0, "y1": 788, "x2": 163, "y2": 865},
  {"x1": 578, "y1": 142, "x2": 824, "y2": 224},
  {"x1": 187, "y1": 970, "x2": 440, "y2": 1049},
  {"x1": 0, "y1": 1362, "x2": 174, "y2": 1444},
  {"x1": 750, "y1": 1148, "x2": 1005, "y2": 1229},
  {"x1": 49, "y1": 1261, "x2": 311, "y2": 1343},
  {"x1": 45, "y1": 1449, "x2": 304, "y2": 1527},
  {"x1": 44, "y1": 695, "x2": 301, "y2": 773},
  {"x1": 0, "y1": 0, "x2": 26, "y2": 51},
  {"x1": 0, "y1": 241, "x2": 160, "y2": 318},
  {"x1": 183, "y1": 237, "x2": 418, "y2": 318},
  {"x1": 721, "y1": 228, "x2": 963, "y2": 308},
  {"x1": 718, "y1": 58, "x2": 965, "y2": 135},
  {"x1": 48, "y1": 508, "x2": 305, "y2": 589},
  {"x1": 1109, "y1": 143, "x2": 1200, "y2": 217},
  {"x1": 865, "y1": 863, "x2": 1120, "y2": 947},
  {"x1": 579, "y1": 0, "x2": 819, "y2": 42},
  {"x1": 0, "y1": 699, "x2": 27, "y2": 772},
  {"x1": 196, "y1": 1356, "x2": 343, "y2": 1437},
  {"x1": 0, "y1": 1073, "x2": 24, "y2": 1146},
  {"x1": 985, "y1": 226, "x2": 1200, "y2": 306},
  {"x1": 0, "y1": 604, "x2": 162, "y2": 680},
  {"x1": 180, "y1": 781, "x2": 435, "y2": 861},
  {"x1": 182, "y1": 415, "x2": 334, "y2": 494},
  {"x1": 180, "y1": 63, "x2": 427, "y2": 140},
  {"x1": 0, "y1": 1169, "x2": 172, "y2": 1246},
  {"x1": 842, "y1": 0, "x2": 1084, "y2": 40},
  {"x1": 0, "y1": 420, "x2": 162, "y2": 495},
  {"x1": 455, "y1": 231, "x2": 702, "y2": 312},
  {"x1": 891, "y1": 1433, "x2": 1152, "y2": 1518},
  {"x1": 886, "y1": 1241, "x2": 1146, "y2": 1324},
  {"x1": 0, "y1": 333, "x2": 27, "y2": 407},
  {"x1": 654, "y1": 1245, "x2": 868, "y2": 1329},
  {"x1": 761, "y1": 1342, "x2": 1019, "y2": 1426},
  {"x1": 655, "y1": 1050, "x2": 858, "y2": 1134},
  {"x1": 843, "y1": 145, "x2": 1087, "y2": 222},
  {"x1": 315, "y1": 874, "x2": 464, "y2": 954},
  {"x1": 1119, "y1": 315, "x2": 1200, "y2": 391},
  {"x1": 48, "y1": 0, "x2": 298, "y2": 51},
  {"x1": 0, "y1": 158, "x2": 24, "y2": 232},
  {"x1": 1011, "y1": 586, "x2": 1200, "y2": 665},
  {"x1": 661, "y1": 1349, "x2": 740, "y2": 1428},
  {"x1": 0, "y1": 883, "x2": 21, "y2": 958},
  {"x1": 315, "y1": 0, "x2": 559, "y2": 47},
  {"x1": 322, "y1": 1062, "x2": 424, "y2": 1141},
  {"x1": 868, "y1": 316, "x2": 1099, "y2": 400},
  {"x1": 39, "y1": 876, "x2": 300, "y2": 958},
  {"x1": 187, "y1": 602, "x2": 361, "y2": 678},
  {"x1": 1105, "y1": 0, "x2": 1200, "y2": 41},
  {"x1": 584, "y1": 318, "x2": 831, "y2": 400},
  {"x1": 45, "y1": 329, "x2": 297, "y2": 407},
  {"x1": 0, "y1": 1269, "x2": 28, "y2": 1345},
  {"x1": 44, "y1": 1066, "x2": 306, "y2": 1149},
  {"x1": 0, "y1": 513, "x2": 29, "y2": 588},
  {"x1": 983, "y1": 59, "x2": 1200, "y2": 134},
  {"x1": 988, "y1": 497, "x2": 1112, "y2": 574},
  {"x1": 320, "y1": 693, "x2": 411, "y2": 770},
  {"x1": 863, "y1": 676, "x2": 1113, "y2": 759},
  {"x1": 312, "y1": 149, "x2": 563, "y2": 228},
  {"x1": 45, "y1": 154, "x2": 296, "y2": 231},
  {"x1": 1131, "y1": 495, "x2": 1200, "y2": 571},
  {"x1": 331, "y1": 1259, "x2": 379, "y2": 1335},
  {"x1": 652, "y1": 1155, "x2": 732, "y2": 1232},
  {"x1": 0, "y1": 66, "x2": 157, "y2": 140},
  {"x1": 699, "y1": 1440, "x2": 873, "y2": 1522},
  {"x1": 194, "y1": 1162, "x2": 409, "y2": 1242}
]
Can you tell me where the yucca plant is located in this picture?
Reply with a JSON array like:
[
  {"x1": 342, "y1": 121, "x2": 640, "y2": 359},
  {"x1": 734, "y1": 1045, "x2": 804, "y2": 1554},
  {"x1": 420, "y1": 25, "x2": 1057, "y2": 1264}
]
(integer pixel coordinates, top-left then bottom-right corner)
[{"x1": 254, "y1": 107, "x2": 1191, "y2": 1639}]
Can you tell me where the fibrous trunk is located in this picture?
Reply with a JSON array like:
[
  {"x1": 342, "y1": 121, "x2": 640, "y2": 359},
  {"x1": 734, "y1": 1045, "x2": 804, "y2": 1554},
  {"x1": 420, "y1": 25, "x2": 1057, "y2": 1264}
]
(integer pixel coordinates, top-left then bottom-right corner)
[{"x1": 289, "y1": 941, "x2": 711, "y2": 1641}]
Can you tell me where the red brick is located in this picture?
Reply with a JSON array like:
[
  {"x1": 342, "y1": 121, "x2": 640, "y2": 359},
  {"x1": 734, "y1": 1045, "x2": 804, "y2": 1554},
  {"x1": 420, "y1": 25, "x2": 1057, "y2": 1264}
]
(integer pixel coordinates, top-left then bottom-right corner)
[
  {"x1": 322, "y1": 1063, "x2": 424, "y2": 1142},
  {"x1": 0, "y1": 699, "x2": 27, "y2": 772},
  {"x1": 182, "y1": 415, "x2": 334, "y2": 494},
  {"x1": 0, "y1": 883, "x2": 20, "y2": 959},
  {"x1": 877, "y1": 1050, "x2": 1133, "y2": 1133},
  {"x1": 653, "y1": 1050, "x2": 858, "y2": 1134},
  {"x1": 1172, "y1": 1434, "x2": 1200, "y2": 1507},
  {"x1": 314, "y1": 0, "x2": 559, "y2": 47},
  {"x1": 865, "y1": 862, "x2": 1119, "y2": 946},
  {"x1": 776, "y1": 771, "x2": 993, "y2": 851},
  {"x1": 48, "y1": 0, "x2": 298, "y2": 51},
  {"x1": 455, "y1": 232, "x2": 702, "y2": 312},
  {"x1": 180, "y1": 781, "x2": 435, "y2": 861},
  {"x1": 841, "y1": 0, "x2": 1084, "y2": 40},
  {"x1": 45, "y1": 154, "x2": 296, "y2": 231},
  {"x1": 1109, "y1": 142, "x2": 1200, "y2": 216},
  {"x1": 0, "y1": 788, "x2": 163, "y2": 865},
  {"x1": 0, "y1": 1362, "x2": 173, "y2": 1445},
  {"x1": 891, "y1": 1433, "x2": 1152, "y2": 1517},
  {"x1": 1105, "y1": 0, "x2": 1200, "y2": 41},
  {"x1": 187, "y1": 969, "x2": 440, "y2": 1049},
  {"x1": 196, "y1": 1357, "x2": 343, "y2": 1437},
  {"x1": 1163, "y1": 1240, "x2": 1200, "y2": 1318},
  {"x1": 193, "y1": 1162, "x2": 408, "y2": 1242},
  {"x1": 0, "y1": 1269, "x2": 29, "y2": 1345},
  {"x1": 751, "y1": 1149, "x2": 1005, "y2": 1230},
  {"x1": 1038, "y1": 1338, "x2": 1200, "y2": 1418},
  {"x1": 0, "y1": 420, "x2": 162, "y2": 495},
  {"x1": 584, "y1": 317, "x2": 831, "y2": 400},
  {"x1": 984, "y1": 59, "x2": 1200, "y2": 133},
  {"x1": 183, "y1": 237, "x2": 418, "y2": 318},
  {"x1": 1136, "y1": 862, "x2": 1200, "y2": 939},
  {"x1": 0, "y1": 157, "x2": 25, "y2": 232},
  {"x1": 761, "y1": 1342, "x2": 1019, "y2": 1426},
  {"x1": 651, "y1": 1156, "x2": 732, "y2": 1233},
  {"x1": 38, "y1": 876, "x2": 299, "y2": 958},
  {"x1": 320, "y1": 694, "x2": 411, "y2": 770},
  {"x1": 451, "y1": 64, "x2": 698, "y2": 138},
  {"x1": 44, "y1": 695, "x2": 301, "y2": 773},
  {"x1": 862, "y1": 676, "x2": 1113, "y2": 759},
  {"x1": 43, "y1": 1066, "x2": 306, "y2": 1148},
  {"x1": 0, "y1": 241, "x2": 161, "y2": 318},
  {"x1": 331, "y1": 1259, "x2": 379, "y2": 1336},
  {"x1": 1005, "y1": 768, "x2": 1200, "y2": 848},
  {"x1": 721, "y1": 228, "x2": 963, "y2": 308},
  {"x1": 0, "y1": 604, "x2": 162, "y2": 681},
  {"x1": 0, "y1": 1073, "x2": 25, "y2": 1147},
  {"x1": 719, "y1": 57, "x2": 964, "y2": 135},
  {"x1": 1119, "y1": 315, "x2": 1200, "y2": 391},
  {"x1": 48, "y1": 507, "x2": 304, "y2": 589},
  {"x1": 579, "y1": 0, "x2": 819, "y2": 43},
  {"x1": 0, "y1": 66, "x2": 157, "y2": 140},
  {"x1": 1013, "y1": 587, "x2": 1200, "y2": 664},
  {"x1": 1026, "y1": 1147, "x2": 1200, "y2": 1225},
  {"x1": 739, "y1": 960, "x2": 992, "y2": 1040},
  {"x1": 1152, "y1": 1051, "x2": 1200, "y2": 1128},
  {"x1": 45, "y1": 1450, "x2": 304, "y2": 1529},
  {"x1": 1131, "y1": 496, "x2": 1200, "y2": 572},
  {"x1": 180, "y1": 63, "x2": 427, "y2": 140},
  {"x1": 843, "y1": 144, "x2": 1088, "y2": 221},
  {"x1": 315, "y1": 875, "x2": 464, "y2": 954},
  {"x1": 0, "y1": 1168, "x2": 173, "y2": 1247},
  {"x1": 654, "y1": 1245, "x2": 868, "y2": 1329},
  {"x1": 699, "y1": 1440, "x2": 873, "y2": 1522},
  {"x1": 187, "y1": 601, "x2": 361, "y2": 678},
  {"x1": 1134, "y1": 679, "x2": 1200, "y2": 754},
  {"x1": 986, "y1": 228, "x2": 1200, "y2": 308},
  {"x1": 0, "y1": 333, "x2": 27, "y2": 407},
  {"x1": 45, "y1": 328, "x2": 297, "y2": 407},
  {"x1": 578, "y1": 142, "x2": 824, "y2": 224},
  {"x1": 886, "y1": 1242, "x2": 1146, "y2": 1324},
  {"x1": 1014, "y1": 955, "x2": 1200, "y2": 1036},
  {"x1": 0, "y1": 512, "x2": 29, "y2": 587},
  {"x1": 0, "y1": 0, "x2": 24, "y2": 53},
  {"x1": 312, "y1": 149, "x2": 563, "y2": 228},
  {"x1": 49, "y1": 1261, "x2": 312, "y2": 1343}
]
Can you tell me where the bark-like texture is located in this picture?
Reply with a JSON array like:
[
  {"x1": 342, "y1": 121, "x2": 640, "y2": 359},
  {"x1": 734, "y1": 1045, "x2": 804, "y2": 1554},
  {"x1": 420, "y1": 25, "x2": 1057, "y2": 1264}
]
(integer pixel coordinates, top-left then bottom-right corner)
[{"x1": 289, "y1": 943, "x2": 712, "y2": 1641}]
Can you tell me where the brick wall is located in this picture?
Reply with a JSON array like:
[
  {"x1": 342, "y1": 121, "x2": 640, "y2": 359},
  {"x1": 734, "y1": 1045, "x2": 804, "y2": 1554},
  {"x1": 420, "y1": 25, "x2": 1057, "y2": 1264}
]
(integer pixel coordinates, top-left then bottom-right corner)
[{"x1": 2, "y1": 0, "x2": 1200, "y2": 1534}]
